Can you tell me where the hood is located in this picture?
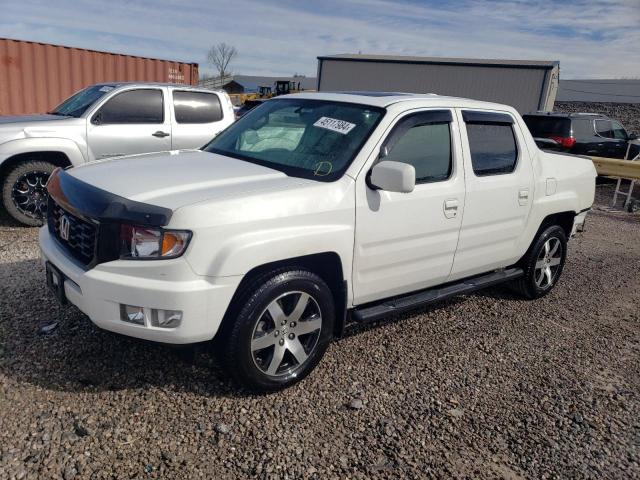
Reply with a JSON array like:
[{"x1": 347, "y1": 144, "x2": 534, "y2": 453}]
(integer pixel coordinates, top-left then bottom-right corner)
[
  {"x1": 0, "y1": 114, "x2": 71, "y2": 125},
  {"x1": 67, "y1": 149, "x2": 314, "y2": 210}
]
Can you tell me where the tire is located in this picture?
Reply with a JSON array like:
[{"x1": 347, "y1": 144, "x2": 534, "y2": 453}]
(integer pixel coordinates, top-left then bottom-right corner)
[
  {"x1": 510, "y1": 225, "x2": 568, "y2": 299},
  {"x1": 219, "y1": 269, "x2": 335, "y2": 392},
  {"x1": 2, "y1": 160, "x2": 57, "y2": 226}
]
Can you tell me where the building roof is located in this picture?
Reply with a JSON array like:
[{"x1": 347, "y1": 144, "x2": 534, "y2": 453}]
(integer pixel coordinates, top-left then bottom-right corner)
[
  {"x1": 199, "y1": 75, "x2": 316, "y2": 92},
  {"x1": 318, "y1": 54, "x2": 559, "y2": 69},
  {"x1": 557, "y1": 79, "x2": 640, "y2": 104}
]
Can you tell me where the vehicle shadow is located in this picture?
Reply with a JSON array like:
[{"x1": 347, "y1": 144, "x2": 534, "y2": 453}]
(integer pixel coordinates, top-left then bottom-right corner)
[
  {"x1": 0, "y1": 258, "x2": 251, "y2": 398},
  {"x1": 339, "y1": 285, "x2": 523, "y2": 340},
  {"x1": 0, "y1": 257, "x2": 526, "y2": 397},
  {"x1": 0, "y1": 205, "x2": 33, "y2": 228}
]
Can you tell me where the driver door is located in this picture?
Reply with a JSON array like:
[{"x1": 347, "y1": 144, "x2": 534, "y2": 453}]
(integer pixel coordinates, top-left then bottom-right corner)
[
  {"x1": 353, "y1": 109, "x2": 465, "y2": 305},
  {"x1": 87, "y1": 88, "x2": 171, "y2": 161}
]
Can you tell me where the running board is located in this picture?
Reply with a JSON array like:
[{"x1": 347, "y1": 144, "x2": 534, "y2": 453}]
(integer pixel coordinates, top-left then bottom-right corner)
[{"x1": 352, "y1": 268, "x2": 523, "y2": 323}]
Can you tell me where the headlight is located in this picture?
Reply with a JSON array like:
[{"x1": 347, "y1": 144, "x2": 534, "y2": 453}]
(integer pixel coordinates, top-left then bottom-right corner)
[{"x1": 120, "y1": 225, "x2": 192, "y2": 259}]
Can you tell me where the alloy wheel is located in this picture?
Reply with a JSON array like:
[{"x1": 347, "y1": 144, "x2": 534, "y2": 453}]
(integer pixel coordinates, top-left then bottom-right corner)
[
  {"x1": 11, "y1": 170, "x2": 50, "y2": 220},
  {"x1": 534, "y1": 237, "x2": 563, "y2": 289},
  {"x1": 250, "y1": 291, "x2": 322, "y2": 377}
]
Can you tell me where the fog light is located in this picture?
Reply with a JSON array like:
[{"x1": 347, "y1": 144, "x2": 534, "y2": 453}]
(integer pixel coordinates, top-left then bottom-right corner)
[
  {"x1": 120, "y1": 304, "x2": 145, "y2": 325},
  {"x1": 151, "y1": 309, "x2": 182, "y2": 329}
]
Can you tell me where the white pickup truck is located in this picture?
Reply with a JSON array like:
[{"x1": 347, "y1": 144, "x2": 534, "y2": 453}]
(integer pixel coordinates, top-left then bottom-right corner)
[
  {"x1": 39, "y1": 92, "x2": 596, "y2": 391},
  {"x1": 0, "y1": 83, "x2": 234, "y2": 225}
]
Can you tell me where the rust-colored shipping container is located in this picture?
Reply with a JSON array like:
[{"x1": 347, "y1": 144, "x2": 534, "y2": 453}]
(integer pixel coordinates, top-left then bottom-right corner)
[{"x1": 0, "y1": 38, "x2": 199, "y2": 116}]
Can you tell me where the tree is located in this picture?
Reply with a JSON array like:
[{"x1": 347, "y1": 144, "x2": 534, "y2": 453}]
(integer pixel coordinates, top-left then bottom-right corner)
[{"x1": 207, "y1": 43, "x2": 237, "y2": 80}]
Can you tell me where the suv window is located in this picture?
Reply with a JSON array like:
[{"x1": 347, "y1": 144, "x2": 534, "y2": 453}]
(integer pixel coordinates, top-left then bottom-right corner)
[
  {"x1": 173, "y1": 91, "x2": 223, "y2": 123},
  {"x1": 465, "y1": 115, "x2": 518, "y2": 176},
  {"x1": 571, "y1": 119, "x2": 593, "y2": 138},
  {"x1": 382, "y1": 111, "x2": 452, "y2": 183},
  {"x1": 595, "y1": 119, "x2": 613, "y2": 138},
  {"x1": 522, "y1": 115, "x2": 570, "y2": 137},
  {"x1": 611, "y1": 121, "x2": 627, "y2": 140},
  {"x1": 95, "y1": 89, "x2": 164, "y2": 124}
]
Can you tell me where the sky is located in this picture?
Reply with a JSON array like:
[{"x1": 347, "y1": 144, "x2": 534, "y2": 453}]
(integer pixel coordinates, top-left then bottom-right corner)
[{"x1": 1, "y1": 0, "x2": 639, "y2": 79}]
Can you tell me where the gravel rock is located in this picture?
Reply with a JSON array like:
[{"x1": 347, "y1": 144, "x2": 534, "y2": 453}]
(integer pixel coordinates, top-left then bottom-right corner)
[
  {"x1": 214, "y1": 423, "x2": 231, "y2": 435},
  {"x1": 348, "y1": 398, "x2": 364, "y2": 410},
  {"x1": 0, "y1": 189, "x2": 639, "y2": 478}
]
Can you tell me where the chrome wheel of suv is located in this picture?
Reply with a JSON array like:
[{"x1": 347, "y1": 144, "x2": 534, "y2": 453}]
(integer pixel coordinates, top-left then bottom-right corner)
[
  {"x1": 534, "y1": 237, "x2": 563, "y2": 289},
  {"x1": 219, "y1": 269, "x2": 334, "y2": 392},
  {"x1": 251, "y1": 291, "x2": 322, "y2": 377}
]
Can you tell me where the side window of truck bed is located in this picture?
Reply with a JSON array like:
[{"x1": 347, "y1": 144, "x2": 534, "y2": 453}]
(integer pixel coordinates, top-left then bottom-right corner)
[{"x1": 462, "y1": 111, "x2": 518, "y2": 176}]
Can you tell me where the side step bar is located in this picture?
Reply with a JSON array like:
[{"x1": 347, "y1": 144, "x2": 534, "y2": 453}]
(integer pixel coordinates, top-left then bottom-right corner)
[{"x1": 352, "y1": 267, "x2": 524, "y2": 323}]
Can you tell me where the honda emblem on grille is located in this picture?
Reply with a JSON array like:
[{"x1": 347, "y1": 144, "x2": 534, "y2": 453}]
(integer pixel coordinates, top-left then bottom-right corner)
[{"x1": 59, "y1": 215, "x2": 70, "y2": 241}]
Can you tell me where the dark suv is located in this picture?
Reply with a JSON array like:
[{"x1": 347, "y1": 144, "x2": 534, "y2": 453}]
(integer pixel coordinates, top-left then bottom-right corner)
[{"x1": 523, "y1": 112, "x2": 639, "y2": 159}]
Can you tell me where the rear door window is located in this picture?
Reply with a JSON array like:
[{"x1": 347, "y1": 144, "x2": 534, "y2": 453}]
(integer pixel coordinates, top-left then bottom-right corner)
[
  {"x1": 173, "y1": 91, "x2": 223, "y2": 123},
  {"x1": 571, "y1": 119, "x2": 593, "y2": 138},
  {"x1": 94, "y1": 89, "x2": 164, "y2": 124},
  {"x1": 463, "y1": 111, "x2": 518, "y2": 176}
]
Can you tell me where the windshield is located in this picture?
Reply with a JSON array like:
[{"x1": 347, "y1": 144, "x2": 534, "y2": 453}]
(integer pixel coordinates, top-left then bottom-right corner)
[
  {"x1": 51, "y1": 85, "x2": 116, "y2": 117},
  {"x1": 205, "y1": 98, "x2": 384, "y2": 181}
]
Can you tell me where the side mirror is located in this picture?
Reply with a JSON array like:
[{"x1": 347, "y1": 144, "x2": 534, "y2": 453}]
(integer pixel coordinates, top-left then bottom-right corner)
[
  {"x1": 369, "y1": 161, "x2": 415, "y2": 193},
  {"x1": 629, "y1": 132, "x2": 638, "y2": 141},
  {"x1": 91, "y1": 112, "x2": 103, "y2": 125}
]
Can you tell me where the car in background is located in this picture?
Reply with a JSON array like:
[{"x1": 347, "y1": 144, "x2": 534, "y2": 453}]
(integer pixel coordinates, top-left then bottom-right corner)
[
  {"x1": 0, "y1": 83, "x2": 235, "y2": 225},
  {"x1": 523, "y1": 112, "x2": 639, "y2": 159},
  {"x1": 234, "y1": 99, "x2": 267, "y2": 119}
]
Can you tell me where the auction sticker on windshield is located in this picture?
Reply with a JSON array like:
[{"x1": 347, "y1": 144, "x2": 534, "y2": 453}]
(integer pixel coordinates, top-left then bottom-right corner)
[{"x1": 313, "y1": 117, "x2": 356, "y2": 135}]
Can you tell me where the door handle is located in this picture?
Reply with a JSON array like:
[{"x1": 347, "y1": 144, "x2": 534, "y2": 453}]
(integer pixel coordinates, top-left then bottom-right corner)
[
  {"x1": 518, "y1": 189, "x2": 529, "y2": 206},
  {"x1": 443, "y1": 199, "x2": 459, "y2": 219},
  {"x1": 152, "y1": 131, "x2": 170, "y2": 138}
]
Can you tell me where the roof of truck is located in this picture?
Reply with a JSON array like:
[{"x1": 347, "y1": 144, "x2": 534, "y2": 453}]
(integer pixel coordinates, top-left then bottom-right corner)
[
  {"x1": 281, "y1": 91, "x2": 510, "y2": 110},
  {"x1": 93, "y1": 82, "x2": 221, "y2": 91}
]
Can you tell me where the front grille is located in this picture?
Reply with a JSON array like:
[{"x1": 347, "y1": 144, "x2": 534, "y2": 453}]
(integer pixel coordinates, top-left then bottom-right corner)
[{"x1": 48, "y1": 200, "x2": 98, "y2": 266}]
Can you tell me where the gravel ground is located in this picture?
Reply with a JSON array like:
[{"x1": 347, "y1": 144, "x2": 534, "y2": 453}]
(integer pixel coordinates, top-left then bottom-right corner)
[{"x1": 0, "y1": 186, "x2": 639, "y2": 479}]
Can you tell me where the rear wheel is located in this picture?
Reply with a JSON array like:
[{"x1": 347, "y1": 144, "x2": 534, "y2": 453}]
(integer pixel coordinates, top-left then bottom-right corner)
[
  {"x1": 2, "y1": 160, "x2": 57, "y2": 226},
  {"x1": 219, "y1": 269, "x2": 335, "y2": 392},
  {"x1": 511, "y1": 225, "x2": 567, "y2": 299}
]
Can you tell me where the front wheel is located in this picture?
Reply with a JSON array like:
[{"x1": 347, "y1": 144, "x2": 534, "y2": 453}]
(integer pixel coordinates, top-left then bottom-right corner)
[
  {"x1": 2, "y1": 160, "x2": 57, "y2": 226},
  {"x1": 510, "y1": 225, "x2": 568, "y2": 299},
  {"x1": 219, "y1": 269, "x2": 335, "y2": 392}
]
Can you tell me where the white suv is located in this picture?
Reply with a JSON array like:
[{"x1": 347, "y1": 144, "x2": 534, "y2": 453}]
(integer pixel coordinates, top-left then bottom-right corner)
[{"x1": 39, "y1": 92, "x2": 596, "y2": 391}]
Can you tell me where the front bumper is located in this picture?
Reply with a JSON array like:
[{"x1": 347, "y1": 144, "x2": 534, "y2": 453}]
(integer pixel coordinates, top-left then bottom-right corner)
[{"x1": 39, "y1": 227, "x2": 241, "y2": 344}]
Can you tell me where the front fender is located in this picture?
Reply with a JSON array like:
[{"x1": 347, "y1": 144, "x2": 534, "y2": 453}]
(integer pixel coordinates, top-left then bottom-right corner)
[
  {"x1": 0, "y1": 137, "x2": 86, "y2": 167},
  {"x1": 188, "y1": 224, "x2": 354, "y2": 281}
]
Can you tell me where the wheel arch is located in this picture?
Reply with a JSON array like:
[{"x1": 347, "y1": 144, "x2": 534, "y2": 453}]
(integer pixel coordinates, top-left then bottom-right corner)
[
  {"x1": 0, "y1": 151, "x2": 72, "y2": 184},
  {"x1": 222, "y1": 252, "x2": 348, "y2": 339},
  {"x1": 516, "y1": 211, "x2": 574, "y2": 265}
]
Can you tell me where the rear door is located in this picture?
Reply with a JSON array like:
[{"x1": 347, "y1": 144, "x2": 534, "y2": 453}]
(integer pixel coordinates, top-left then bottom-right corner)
[
  {"x1": 87, "y1": 88, "x2": 171, "y2": 160},
  {"x1": 353, "y1": 109, "x2": 465, "y2": 304},
  {"x1": 170, "y1": 90, "x2": 233, "y2": 149},
  {"x1": 449, "y1": 109, "x2": 533, "y2": 280}
]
